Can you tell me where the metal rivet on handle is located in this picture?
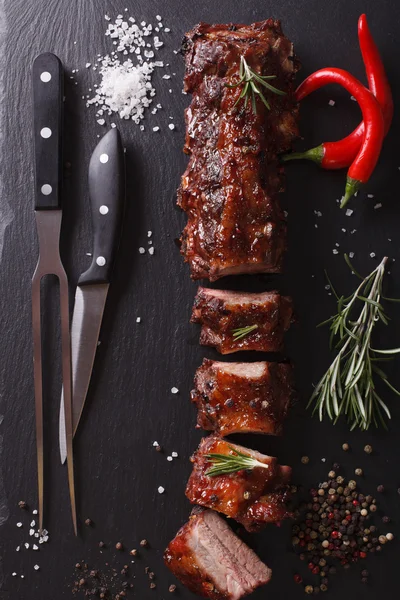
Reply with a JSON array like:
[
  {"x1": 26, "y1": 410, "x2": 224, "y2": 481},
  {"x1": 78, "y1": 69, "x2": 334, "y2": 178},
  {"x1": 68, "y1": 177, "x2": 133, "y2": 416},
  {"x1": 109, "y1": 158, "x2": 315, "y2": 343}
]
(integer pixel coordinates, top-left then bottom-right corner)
[
  {"x1": 41, "y1": 184, "x2": 52, "y2": 196},
  {"x1": 40, "y1": 72, "x2": 52, "y2": 83},
  {"x1": 99, "y1": 153, "x2": 109, "y2": 164},
  {"x1": 99, "y1": 205, "x2": 109, "y2": 215},
  {"x1": 96, "y1": 256, "x2": 106, "y2": 266},
  {"x1": 40, "y1": 128, "x2": 52, "y2": 139}
]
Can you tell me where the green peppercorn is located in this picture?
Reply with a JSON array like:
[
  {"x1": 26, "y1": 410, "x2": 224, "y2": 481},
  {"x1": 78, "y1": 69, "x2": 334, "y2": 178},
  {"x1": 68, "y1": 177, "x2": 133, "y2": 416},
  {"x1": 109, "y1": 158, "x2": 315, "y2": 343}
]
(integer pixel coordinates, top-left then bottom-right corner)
[
  {"x1": 364, "y1": 445, "x2": 373, "y2": 454},
  {"x1": 320, "y1": 584, "x2": 328, "y2": 592},
  {"x1": 301, "y1": 456, "x2": 310, "y2": 464},
  {"x1": 355, "y1": 468, "x2": 363, "y2": 476},
  {"x1": 348, "y1": 480, "x2": 357, "y2": 490},
  {"x1": 342, "y1": 443, "x2": 350, "y2": 451}
]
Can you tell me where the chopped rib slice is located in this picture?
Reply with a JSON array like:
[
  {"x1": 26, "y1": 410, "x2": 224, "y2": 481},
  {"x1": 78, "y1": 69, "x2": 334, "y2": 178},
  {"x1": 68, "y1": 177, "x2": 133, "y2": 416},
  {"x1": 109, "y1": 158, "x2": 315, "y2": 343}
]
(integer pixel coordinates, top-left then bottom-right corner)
[
  {"x1": 186, "y1": 436, "x2": 277, "y2": 519},
  {"x1": 191, "y1": 287, "x2": 294, "y2": 354},
  {"x1": 164, "y1": 507, "x2": 272, "y2": 599},
  {"x1": 192, "y1": 359, "x2": 293, "y2": 436},
  {"x1": 178, "y1": 20, "x2": 299, "y2": 280},
  {"x1": 185, "y1": 436, "x2": 292, "y2": 530}
]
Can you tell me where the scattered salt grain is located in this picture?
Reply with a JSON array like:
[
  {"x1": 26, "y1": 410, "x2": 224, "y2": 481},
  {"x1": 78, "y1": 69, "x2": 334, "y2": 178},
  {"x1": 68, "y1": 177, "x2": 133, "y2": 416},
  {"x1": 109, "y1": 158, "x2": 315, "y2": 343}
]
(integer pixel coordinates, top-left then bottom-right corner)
[
  {"x1": 314, "y1": 210, "x2": 322, "y2": 217},
  {"x1": 328, "y1": 99, "x2": 335, "y2": 106},
  {"x1": 97, "y1": 118, "x2": 105, "y2": 125},
  {"x1": 34, "y1": 565, "x2": 40, "y2": 571},
  {"x1": 171, "y1": 452, "x2": 178, "y2": 458},
  {"x1": 33, "y1": 545, "x2": 38, "y2": 551},
  {"x1": 136, "y1": 317, "x2": 141, "y2": 323},
  {"x1": 350, "y1": 95, "x2": 356, "y2": 101},
  {"x1": 367, "y1": 193, "x2": 374, "y2": 198},
  {"x1": 147, "y1": 231, "x2": 152, "y2": 237},
  {"x1": 148, "y1": 246, "x2": 155, "y2": 255},
  {"x1": 16, "y1": 546, "x2": 20, "y2": 552},
  {"x1": 24, "y1": 543, "x2": 29, "y2": 549},
  {"x1": 32, "y1": 510, "x2": 38, "y2": 515},
  {"x1": 370, "y1": 252, "x2": 376, "y2": 258},
  {"x1": 30, "y1": 521, "x2": 35, "y2": 527},
  {"x1": 171, "y1": 387, "x2": 179, "y2": 394},
  {"x1": 321, "y1": 458, "x2": 326, "y2": 462},
  {"x1": 12, "y1": 573, "x2": 17, "y2": 577},
  {"x1": 332, "y1": 249, "x2": 339, "y2": 255},
  {"x1": 16, "y1": 522, "x2": 22, "y2": 528},
  {"x1": 139, "y1": 247, "x2": 145, "y2": 254},
  {"x1": 158, "y1": 486, "x2": 165, "y2": 494},
  {"x1": 335, "y1": 243, "x2": 339, "y2": 247},
  {"x1": 167, "y1": 456, "x2": 173, "y2": 462},
  {"x1": 85, "y1": 62, "x2": 92, "y2": 68},
  {"x1": 345, "y1": 209, "x2": 353, "y2": 216},
  {"x1": 152, "y1": 126, "x2": 160, "y2": 132},
  {"x1": 29, "y1": 529, "x2": 34, "y2": 536},
  {"x1": 374, "y1": 203, "x2": 382, "y2": 209},
  {"x1": 349, "y1": 252, "x2": 355, "y2": 258},
  {"x1": 341, "y1": 228, "x2": 346, "y2": 232},
  {"x1": 168, "y1": 123, "x2": 175, "y2": 130},
  {"x1": 325, "y1": 285, "x2": 330, "y2": 290},
  {"x1": 153, "y1": 441, "x2": 159, "y2": 447},
  {"x1": 21, "y1": 575, "x2": 25, "y2": 579}
]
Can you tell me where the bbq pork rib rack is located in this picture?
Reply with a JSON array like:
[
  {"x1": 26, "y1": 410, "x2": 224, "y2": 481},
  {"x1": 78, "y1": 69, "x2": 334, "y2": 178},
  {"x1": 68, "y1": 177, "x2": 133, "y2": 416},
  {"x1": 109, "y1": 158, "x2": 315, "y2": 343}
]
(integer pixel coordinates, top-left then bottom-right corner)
[
  {"x1": 191, "y1": 287, "x2": 293, "y2": 354},
  {"x1": 178, "y1": 19, "x2": 299, "y2": 281},
  {"x1": 185, "y1": 435, "x2": 292, "y2": 531},
  {"x1": 164, "y1": 507, "x2": 272, "y2": 600},
  {"x1": 192, "y1": 359, "x2": 293, "y2": 436}
]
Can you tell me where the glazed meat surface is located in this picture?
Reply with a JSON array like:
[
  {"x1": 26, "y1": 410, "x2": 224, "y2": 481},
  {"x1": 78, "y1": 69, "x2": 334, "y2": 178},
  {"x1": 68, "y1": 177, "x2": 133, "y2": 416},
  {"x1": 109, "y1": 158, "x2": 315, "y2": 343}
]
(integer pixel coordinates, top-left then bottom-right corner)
[
  {"x1": 192, "y1": 359, "x2": 293, "y2": 436},
  {"x1": 185, "y1": 436, "x2": 291, "y2": 530},
  {"x1": 191, "y1": 287, "x2": 293, "y2": 353},
  {"x1": 164, "y1": 507, "x2": 272, "y2": 600},
  {"x1": 178, "y1": 20, "x2": 299, "y2": 281}
]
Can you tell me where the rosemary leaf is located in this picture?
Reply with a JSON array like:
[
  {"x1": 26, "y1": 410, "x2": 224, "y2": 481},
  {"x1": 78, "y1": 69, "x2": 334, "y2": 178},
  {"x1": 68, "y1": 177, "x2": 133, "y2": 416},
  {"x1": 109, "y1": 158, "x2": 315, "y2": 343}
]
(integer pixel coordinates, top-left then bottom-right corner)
[
  {"x1": 309, "y1": 255, "x2": 400, "y2": 430},
  {"x1": 231, "y1": 324, "x2": 258, "y2": 341},
  {"x1": 225, "y1": 55, "x2": 285, "y2": 114},
  {"x1": 205, "y1": 447, "x2": 270, "y2": 477}
]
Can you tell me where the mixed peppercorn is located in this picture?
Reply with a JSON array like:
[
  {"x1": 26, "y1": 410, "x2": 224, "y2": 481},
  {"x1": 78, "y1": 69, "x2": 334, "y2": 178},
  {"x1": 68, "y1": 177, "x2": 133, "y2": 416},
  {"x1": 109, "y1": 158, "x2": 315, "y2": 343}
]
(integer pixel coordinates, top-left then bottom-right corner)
[{"x1": 292, "y1": 464, "x2": 394, "y2": 594}]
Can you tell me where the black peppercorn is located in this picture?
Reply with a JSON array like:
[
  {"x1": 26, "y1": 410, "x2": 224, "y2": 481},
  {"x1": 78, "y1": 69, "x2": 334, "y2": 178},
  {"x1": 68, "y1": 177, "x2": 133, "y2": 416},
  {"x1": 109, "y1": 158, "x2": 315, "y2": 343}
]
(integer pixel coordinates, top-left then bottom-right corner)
[
  {"x1": 18, "y1": 501, "x2": 27, "y2": 510},
  {"x1": 377, "y1": 485, "x2": 384, "y2": 493},
  {"x1": 115, "y1": 542, "x2": 123, "y2": 550}
]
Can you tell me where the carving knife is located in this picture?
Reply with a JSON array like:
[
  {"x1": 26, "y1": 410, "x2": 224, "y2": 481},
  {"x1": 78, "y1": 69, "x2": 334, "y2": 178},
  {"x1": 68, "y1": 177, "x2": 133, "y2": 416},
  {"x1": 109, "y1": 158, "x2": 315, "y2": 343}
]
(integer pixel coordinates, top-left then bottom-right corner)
[
  {"x1": 59, "y1": 128, "x2": 125, "y2": 463},
  {"x1": 31, "y1": 53, "x2": 77, "y2": 533}
]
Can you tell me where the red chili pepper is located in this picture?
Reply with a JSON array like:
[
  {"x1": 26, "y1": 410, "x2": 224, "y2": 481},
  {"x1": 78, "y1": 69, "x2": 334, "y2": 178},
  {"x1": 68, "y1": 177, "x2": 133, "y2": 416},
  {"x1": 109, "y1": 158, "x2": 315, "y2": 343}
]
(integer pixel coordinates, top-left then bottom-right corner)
[
  {"x1": 284, "y1": 14, "x2": 392, "y2": 170},
  {"x1": 294, "y1": 68, "x2": 384, "y2": 206}
]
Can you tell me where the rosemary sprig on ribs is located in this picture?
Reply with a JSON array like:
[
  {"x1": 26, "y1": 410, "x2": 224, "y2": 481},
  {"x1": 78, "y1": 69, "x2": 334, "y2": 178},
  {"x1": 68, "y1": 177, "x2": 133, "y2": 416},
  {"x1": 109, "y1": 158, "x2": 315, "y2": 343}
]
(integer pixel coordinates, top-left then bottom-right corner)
[
  {"x1": 226, "y1": 55, "x2": 286, "y2": 113},
  {"x1": 205, "y1": 446, "x2": 270, "y2": 477},
  {"x1": 231, "y1": 324, "x2": 259, "y2": 340},
  {"x1": 308, "y1": 255, "x2": 400, "y2": 431}
]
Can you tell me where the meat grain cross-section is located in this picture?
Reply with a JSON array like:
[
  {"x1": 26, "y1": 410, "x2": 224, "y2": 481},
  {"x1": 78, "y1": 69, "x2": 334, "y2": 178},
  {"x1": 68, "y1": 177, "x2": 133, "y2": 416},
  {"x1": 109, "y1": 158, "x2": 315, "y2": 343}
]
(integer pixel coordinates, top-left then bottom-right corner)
[
  {"x1": 164, "y1": 507, "x2": 272, "y2": 600},
  {"x1": 178, "y1": 19, "x2": 299, "y2": 281}
]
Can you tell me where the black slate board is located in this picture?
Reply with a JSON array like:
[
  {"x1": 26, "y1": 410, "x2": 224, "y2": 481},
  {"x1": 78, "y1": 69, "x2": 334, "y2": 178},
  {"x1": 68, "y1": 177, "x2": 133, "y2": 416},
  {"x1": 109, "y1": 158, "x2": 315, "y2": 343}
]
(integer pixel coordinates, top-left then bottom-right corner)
[{"x1": 1, "y1": 0, "x2": 400, "y2": 598}]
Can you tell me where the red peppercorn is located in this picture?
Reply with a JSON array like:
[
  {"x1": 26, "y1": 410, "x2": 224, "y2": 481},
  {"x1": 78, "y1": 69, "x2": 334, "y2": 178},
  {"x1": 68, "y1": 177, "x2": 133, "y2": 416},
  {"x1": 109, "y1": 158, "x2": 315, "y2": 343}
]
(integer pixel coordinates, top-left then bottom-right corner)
[
  {"x1": 312, "y1": 566, "x2": 320, "y2": 575},
  {"x1": 328, "y1": 513, "x2": 334, "y2": 520},
  {"x1": 331, "y1": 531, "x2": 340, "y2": 539},
  {"x1": 328, "y1": 543, "x2": 334, "y2": 550},
  {"x1": 346, "y1": 514, "x2": 352, "y2": 521},
  {"x1": 352, "y1": 499, "x2": 359, "y2": 506},
  {"x1": 300, "y1": 540, "x2": 306, "y2": 547},
  {"x1": 308, "y1": 562, "x2": 314, "y2": 571},
  {"x1": 360, "y1": 551, "x2": 367, "y2": 559},
  {"x1": 294, "y1": 574, "x2": 302, "y2": 584}
]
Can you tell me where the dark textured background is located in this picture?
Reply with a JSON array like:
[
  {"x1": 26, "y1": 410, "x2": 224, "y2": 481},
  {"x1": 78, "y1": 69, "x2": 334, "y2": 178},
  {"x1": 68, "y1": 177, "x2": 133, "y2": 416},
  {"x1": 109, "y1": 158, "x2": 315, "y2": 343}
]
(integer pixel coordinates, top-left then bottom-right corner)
[{"x1": 1, "y1": 0, "x2": 400, "y2": 598}]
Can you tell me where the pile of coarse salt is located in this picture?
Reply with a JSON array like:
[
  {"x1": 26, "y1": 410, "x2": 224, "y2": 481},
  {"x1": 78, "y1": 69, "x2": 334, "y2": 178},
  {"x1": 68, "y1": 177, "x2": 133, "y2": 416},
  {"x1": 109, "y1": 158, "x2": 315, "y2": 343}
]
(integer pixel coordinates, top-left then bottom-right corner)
[{"x1": 86, "y1": 14, "x2": 169, "y2": 125}]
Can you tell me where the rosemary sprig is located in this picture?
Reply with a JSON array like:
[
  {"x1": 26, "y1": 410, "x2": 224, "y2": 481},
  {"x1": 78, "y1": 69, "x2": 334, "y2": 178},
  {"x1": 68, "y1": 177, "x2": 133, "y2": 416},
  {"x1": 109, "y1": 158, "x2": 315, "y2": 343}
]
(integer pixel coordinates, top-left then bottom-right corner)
[
  {"x1": 231, "y1": 324, "x2": 258, "y2": 340},
  {"x1": 308, "y1": 255, "x2": 400, "y2": 430},
  {"x1": 205, "y1": 446, "x2": 270, "y2": 477},
  {"x1": 226, "y1": 55, "x2": 286, "y2": 113}
]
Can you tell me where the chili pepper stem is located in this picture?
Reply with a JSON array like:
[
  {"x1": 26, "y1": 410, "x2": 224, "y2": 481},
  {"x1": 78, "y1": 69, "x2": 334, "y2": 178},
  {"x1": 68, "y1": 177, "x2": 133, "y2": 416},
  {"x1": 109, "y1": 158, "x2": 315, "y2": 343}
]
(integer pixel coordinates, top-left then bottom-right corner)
[
  {"x1": 341, "y1": 176, "x2": 361, "y2": 208},
  {"x1": 282, "y1": 145, "x2": 324, "y2": 165}
]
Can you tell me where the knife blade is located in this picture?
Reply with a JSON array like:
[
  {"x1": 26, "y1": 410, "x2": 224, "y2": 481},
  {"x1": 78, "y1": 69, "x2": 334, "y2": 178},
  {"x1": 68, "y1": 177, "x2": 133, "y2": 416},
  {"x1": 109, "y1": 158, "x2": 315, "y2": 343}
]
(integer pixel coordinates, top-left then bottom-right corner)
[
  {"x1": 31, "y1": 53, "x2": 77, "y2": 533},
  {"x1": 59, "y1": 128, "x2": 125, "y2": 463}
]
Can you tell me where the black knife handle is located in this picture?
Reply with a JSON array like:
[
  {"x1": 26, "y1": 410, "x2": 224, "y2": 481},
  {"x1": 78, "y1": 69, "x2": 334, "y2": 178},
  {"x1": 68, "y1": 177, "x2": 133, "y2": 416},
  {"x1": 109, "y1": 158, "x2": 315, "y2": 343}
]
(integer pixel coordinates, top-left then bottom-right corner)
[
  {"x1": 78, "y1": 129, "x2": 125, "y2": 286},
  {"x1": 32, "y1": 53, "x2": 63, "y2": 210}
]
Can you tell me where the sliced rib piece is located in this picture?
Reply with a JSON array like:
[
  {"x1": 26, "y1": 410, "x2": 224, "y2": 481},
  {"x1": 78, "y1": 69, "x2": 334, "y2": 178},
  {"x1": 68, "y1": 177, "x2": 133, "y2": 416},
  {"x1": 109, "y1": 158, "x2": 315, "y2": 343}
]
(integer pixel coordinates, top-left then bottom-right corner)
[
  {"x1": 191, "y1": 287, "x2": 293, "y2": 354},
  {"x1": 192, "y1": 359, "x2": 293, "y2": 436},
  {"x1": 164, "y1": 507, "x2": 272, "y2": 600},
  {"x1": 178, "y1": 20, "x2": 299, "y2": 281},
  {"x1": 185, "y1": 436, "x2": 291, "y2": 530}
]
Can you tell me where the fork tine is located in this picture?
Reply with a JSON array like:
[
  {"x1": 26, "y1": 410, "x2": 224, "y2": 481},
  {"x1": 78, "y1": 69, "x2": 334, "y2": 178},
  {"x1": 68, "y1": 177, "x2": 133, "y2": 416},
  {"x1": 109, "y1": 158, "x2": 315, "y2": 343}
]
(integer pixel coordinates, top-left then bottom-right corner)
[
  {"x1": 59, "y1": 272, "x2": 77, "y2": 535},
  {"x1": 32, "y1": 271, "x2": 44, "y2": 531}
]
